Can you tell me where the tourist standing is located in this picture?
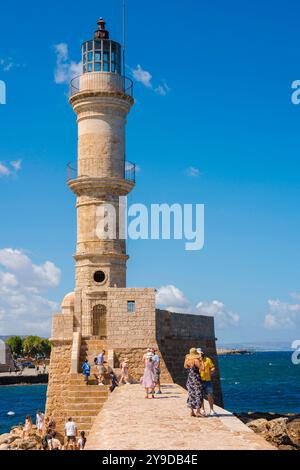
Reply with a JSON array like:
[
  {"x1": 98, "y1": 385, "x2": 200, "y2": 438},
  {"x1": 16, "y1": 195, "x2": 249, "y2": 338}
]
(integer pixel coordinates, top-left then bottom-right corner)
[
  {"x1": 197, "y1": 348, "x2": 217, "y2": 416},
  {"x1": 65, "y1": 417, "x2": 77, "y2": 450},
  {"x1": 184, "y1": 348, "x2": 205, "y2": 418},
  {"x1": 119, "y1": 358, "x2": 130, "y2": 385},
  {"x1": 36, "y1": 410, "x2": 44, "y2": 435},
  {"x1": 152, "y1": 349, "x2": 162, "y2": 395},
  {"x1": 96, "y1": 350, "x2": 106, "y2": 386},
  {"x1": 45, "y1": 415, "x2": 56, "y2": 432},
  {"x1": 141, "y1": 355, "x2": 156, "y2": 399},
  {"x1": 22, "y1": 415, "x2": 33, "y2": 438},
  {"x1": 77, "y1": 431, "x2": 87, "y2": 450},
  {"x1": 82, "y1": 359, "x2": 91, "y2": 385},
  {"x1": 48, "y1": 431, "x2": 62, "y2": 451}
]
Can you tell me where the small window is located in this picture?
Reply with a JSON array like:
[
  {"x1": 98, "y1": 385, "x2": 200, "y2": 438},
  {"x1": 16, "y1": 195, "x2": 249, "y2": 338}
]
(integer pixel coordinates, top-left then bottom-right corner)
[
  {"x1": 127, "y1": 301, "x2": 136, "y2": 313},
  {"x1": 94, "y1": 271, "x2": 106, "y2": 283}
]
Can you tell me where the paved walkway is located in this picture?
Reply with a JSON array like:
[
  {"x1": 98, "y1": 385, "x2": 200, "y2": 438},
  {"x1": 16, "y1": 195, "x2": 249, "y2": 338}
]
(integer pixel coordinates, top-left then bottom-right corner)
[{"x1": 86, "y1": 384, "x2": 275, "y2": 451}]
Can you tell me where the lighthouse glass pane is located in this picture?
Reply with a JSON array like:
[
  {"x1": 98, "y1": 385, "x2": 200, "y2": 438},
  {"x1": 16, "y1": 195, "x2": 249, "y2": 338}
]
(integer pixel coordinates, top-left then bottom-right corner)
[
  {"x1": 88, "y1": 63, "x2": 93, "y2": 72},
  {"x1": 94, "y1": 40, "x2": 101, "y2": 51},
  {"x1": 94, "y1": 52, "x2": 101, "y2": 61},
  {"x1": 94, "y1": 62, "x2": 101, "y2": 72},
  {"x1": 111, "y1": 62, "x2": 116, "y2": 73},
  {"x1": 88, "y1": 41, "x2": 93, "y2": 51},
  {"x1": 83, "y1": 64, "x2": 86, "y2": 73},
  {"x1": 103, "y1": 62, "x2": 109, "y2": 72},
  {"x1": 88, "y1": 52, "x2": 93, "y2": 62}
]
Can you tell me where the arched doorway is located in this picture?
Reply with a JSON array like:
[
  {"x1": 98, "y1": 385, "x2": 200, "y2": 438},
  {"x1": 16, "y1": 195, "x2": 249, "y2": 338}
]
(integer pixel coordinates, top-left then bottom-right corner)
[{"x1": 92, "y1": 304, "x2": 107, "y2": 338}]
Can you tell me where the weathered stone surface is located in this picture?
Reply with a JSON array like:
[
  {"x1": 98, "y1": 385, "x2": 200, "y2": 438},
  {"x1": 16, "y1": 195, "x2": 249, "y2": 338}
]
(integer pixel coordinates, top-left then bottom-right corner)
[
  {"x1": 248, "y1": 418, "x2": 269, "y2": 434},
  {"x1": 287, "y1": 419, "x2": 300, "y2": 448}
]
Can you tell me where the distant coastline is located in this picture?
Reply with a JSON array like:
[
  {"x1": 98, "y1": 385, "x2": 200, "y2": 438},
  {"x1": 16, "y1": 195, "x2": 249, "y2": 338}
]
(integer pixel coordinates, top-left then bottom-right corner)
[{"x1": 217, "y1": 349, "x2": 252, "y2": 356}]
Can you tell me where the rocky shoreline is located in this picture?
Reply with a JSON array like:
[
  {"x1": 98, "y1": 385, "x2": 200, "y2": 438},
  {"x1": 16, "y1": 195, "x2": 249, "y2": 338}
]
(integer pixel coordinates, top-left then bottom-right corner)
[
  {"x1": 0, "y1": 426, "x2": 42, "y2": 451},
  {"x1": 236, "y1": 412, "x2": 300, "y2": 450}
]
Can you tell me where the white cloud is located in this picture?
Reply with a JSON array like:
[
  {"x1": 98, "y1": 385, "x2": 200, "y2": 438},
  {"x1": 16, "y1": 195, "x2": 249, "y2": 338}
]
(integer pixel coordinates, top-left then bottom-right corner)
[
  {"x1": 54, "y1": 43, "x2": 81, "y2": 85},
  {"x1": 264, "y1": 296, "x2": 300, "y2": 330},
  {"x1": 11, "y1": 160, "x2": 22, "y2": 171},
  {"x1": 156, "y1": 285, "x2": 191, "y2": 313},
  {"x1": 131, "y1": 64, "x2": 170, "y2": 96},
  {"x1": 0, "y1": 249, "x2": 61, "y2": 335},
  {"x1": 0, "y1": 163, "x2": 10, "y2": 177},
  {"x1": 0, "y1": 58, "x2": 22, "y2": 72},
  {"x1": 186, "y1": 167, "x2": 201, "y2": 177},
  {"x1": 0, "y1": 160, "x2": 22, "y2": 177},
  {"x1": 196, "y1": 300, "x2": 240, "y2": 329},
  {"x1": 156, "y1": 284, "x2": 239, "y2": 328}
]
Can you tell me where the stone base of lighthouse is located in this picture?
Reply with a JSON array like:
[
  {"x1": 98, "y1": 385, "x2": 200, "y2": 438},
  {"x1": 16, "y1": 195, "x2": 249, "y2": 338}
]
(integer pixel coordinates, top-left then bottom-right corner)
[{"x1": 45, "y1": 288, "x2": 223, "y2": 436}]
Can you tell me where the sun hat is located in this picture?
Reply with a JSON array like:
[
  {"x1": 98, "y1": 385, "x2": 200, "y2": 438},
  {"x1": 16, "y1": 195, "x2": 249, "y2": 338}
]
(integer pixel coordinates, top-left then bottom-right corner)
[{"x1": 197, "y1": 348, "x2": 204, "y2": 355}]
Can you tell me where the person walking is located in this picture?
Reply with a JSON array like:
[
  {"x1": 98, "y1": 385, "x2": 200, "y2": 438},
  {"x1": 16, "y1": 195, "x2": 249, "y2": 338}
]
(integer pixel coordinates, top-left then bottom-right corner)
[
  {"x1": 184, "y1": 348, "x2": 205, "y2": 418},
  {"x1": 197, "y1": 348, "x2": 217, "y2": 416},
  {"x1": 65, "y1": 417, "x2": 77, "y2": 450},
  {"x1": 152, "y1": 349, "x2": 162, "y2": 395},
  {"x1": 77, "y1": 431, "x2": 87, "y2": 450},
  {"x1": 96, "y1": 350, "x2": 106, "y2": 386},
  {"x1": 82, "y1": 359, "x2": 91, "y2": 385},
  {"x1": 141, "y1": 355, "x2": 156, "y2": 399},
  {"x1": 119, "y1": 358, "x2": 130, "y2": 385},
  {"x1": 36, "y1": 410, "x2": 44, "y2": 435}
]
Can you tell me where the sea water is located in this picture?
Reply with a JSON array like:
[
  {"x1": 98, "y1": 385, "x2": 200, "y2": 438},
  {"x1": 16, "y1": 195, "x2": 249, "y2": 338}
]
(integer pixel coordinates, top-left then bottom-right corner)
[{"x1": 0, "y1": 352, "x2": 299, "y2": 434}]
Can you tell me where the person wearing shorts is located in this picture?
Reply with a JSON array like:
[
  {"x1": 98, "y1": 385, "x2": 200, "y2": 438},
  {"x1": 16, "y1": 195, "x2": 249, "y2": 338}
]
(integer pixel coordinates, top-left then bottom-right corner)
[{"x1": 65, "y1": 417, "x2": 77, "y2": 450}]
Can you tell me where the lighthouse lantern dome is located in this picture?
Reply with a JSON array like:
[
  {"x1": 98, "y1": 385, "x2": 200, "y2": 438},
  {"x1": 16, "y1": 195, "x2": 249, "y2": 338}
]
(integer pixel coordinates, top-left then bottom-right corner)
[{"x1": 82, "y1": 18, "x2": 122, "y2": 75}]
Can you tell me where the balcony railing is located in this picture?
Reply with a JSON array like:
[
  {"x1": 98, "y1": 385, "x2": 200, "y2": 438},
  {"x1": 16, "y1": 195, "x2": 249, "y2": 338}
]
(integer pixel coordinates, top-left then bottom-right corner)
[
  {"x1": 70, "y1": 73, "x2": 133, "y2": 98},
  {"x1": 67, "y1": 160, "x2": 136, "y2": 184}
]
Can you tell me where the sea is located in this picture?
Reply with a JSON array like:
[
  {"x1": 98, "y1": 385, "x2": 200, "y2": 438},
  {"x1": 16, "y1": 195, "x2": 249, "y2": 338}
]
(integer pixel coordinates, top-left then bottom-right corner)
[{"x1": 0, "y1": 351, "x2": 299, "y2": 434}]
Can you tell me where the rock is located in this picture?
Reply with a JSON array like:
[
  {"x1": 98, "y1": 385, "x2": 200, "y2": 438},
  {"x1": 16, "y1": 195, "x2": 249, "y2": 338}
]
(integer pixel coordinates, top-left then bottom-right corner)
[
  {"x1": 267, "y1": 418, "x2": 292, "y2": 446},
  {"x1": 0, "y1": 444, "x2": 9, "y2": 451},
  {"x1": 0, "y1": 434, "x2": 12, "y2": 445},
  {"x1": 287, "y1": 418, "x2": 300, "y2": 449},
  {"x1": 278, "y1": 444, "x2": 297, "y2": 451},
  {"x1": 248, "y1": 418, "x2": 269, "y2": 434}
]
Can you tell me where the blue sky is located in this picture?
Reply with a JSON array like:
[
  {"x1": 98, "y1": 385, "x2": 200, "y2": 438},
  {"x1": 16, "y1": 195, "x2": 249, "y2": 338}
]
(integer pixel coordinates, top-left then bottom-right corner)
[{"x1": 0, "y1": 0, "x2": 300, "y2": 344}]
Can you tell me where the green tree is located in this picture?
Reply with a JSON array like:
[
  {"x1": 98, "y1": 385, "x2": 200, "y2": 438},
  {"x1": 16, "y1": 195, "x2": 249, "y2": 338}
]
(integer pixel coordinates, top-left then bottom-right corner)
[
  {"x1": 22, "y1": 336, "x2": 51, "y2": 358},
  {"x1": 5, "y1": 336, "x2": 23, "y2": 356}
]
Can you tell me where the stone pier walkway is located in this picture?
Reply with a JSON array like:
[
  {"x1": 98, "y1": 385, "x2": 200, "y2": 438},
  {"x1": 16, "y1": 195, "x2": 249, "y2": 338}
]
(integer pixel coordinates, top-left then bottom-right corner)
[{"x1": 86, "y1": 384, "x2": 275, "y2": 451}]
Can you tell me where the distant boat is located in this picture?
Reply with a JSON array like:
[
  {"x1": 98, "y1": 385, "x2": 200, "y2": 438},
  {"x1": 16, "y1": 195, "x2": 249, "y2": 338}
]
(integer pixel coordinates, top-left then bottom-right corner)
[{"x1": 7, "y1": 411, "x2": 15, "y2": 416}]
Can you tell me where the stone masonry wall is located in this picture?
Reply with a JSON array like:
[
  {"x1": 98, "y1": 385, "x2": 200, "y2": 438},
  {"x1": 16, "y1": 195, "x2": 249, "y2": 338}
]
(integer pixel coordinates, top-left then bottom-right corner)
[
  {"x1": 45, "y1": 341, "x2": 72, "y2": 436},
  {"x1": 156, "y1": 310, "x2": 223, "y2": 407}
]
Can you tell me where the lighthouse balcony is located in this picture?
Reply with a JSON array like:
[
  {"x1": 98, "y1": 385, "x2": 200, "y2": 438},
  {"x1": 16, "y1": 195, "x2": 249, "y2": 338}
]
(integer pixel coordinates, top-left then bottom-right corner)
[
  {"x1": 67, "y1": 161, "x2": 136, "y2": 185},
  {"x1": 70, "y1": 73, "x2": 133, "y2": 99}
]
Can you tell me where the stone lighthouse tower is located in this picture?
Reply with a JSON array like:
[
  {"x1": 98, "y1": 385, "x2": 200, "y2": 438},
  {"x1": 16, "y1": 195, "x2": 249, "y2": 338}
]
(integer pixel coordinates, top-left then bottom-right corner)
[
  {"x1": 46, "y1": 18, "x2": 222, "y2": 434},
  {"x1": 68, "y1": 18, "x2": 135, "y2": 338}
]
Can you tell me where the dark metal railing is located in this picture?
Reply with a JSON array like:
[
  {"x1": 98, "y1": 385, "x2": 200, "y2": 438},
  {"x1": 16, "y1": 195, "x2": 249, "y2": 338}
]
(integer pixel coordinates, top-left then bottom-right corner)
[
  {"x1": 70, "y1": 74, "x2": 133, "y2": 98},
  {"x1": 67, "y1": 160, "x2": 136, "y2": 184}
]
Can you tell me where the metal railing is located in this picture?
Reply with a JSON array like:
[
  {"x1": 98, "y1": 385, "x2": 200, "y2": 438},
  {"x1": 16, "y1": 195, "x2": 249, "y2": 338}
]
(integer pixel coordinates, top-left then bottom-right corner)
[
  {"x1": 67, "y1": 160, "x2": 136, "y2": 184},
  {"x1": 70, "y1": 73, "x2": 133, "y2": 98}
]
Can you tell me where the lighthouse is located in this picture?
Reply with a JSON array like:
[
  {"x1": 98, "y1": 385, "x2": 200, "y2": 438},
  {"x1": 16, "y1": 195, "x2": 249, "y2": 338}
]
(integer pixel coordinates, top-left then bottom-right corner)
[
  {"x1": 68, "y1": 19, "x2": 135, "y2": 338},
  {"x1": 46, "y1": 18, "x2": 222, "y2": 435}
]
